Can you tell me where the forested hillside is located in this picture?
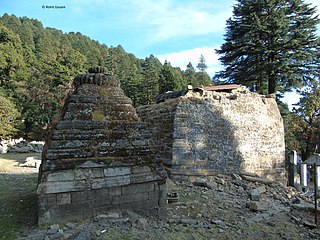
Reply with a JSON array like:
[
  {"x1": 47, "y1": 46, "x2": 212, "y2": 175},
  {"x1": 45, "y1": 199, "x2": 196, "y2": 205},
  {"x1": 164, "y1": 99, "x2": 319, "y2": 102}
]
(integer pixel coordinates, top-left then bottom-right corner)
[{"x1": 0, "y1": 14, "x2": 212, "y2": 139}]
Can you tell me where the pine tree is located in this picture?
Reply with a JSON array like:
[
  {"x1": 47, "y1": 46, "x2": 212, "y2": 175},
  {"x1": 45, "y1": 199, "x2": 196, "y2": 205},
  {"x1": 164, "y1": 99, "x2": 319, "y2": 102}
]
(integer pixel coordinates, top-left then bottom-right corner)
[
  {"x1": 291, "y1": 80, "x2": 320, "y2": 160},
  {"x1": 215, "y1": 0, "x2": 320, "y2": 94},
  {"x1": 172, "y1": 67, "x2": 187, "y2": 91},
  {"x1": 140, "y1": 56, "x2": 160, "y2": 105},
  {"x1": 196, "y1": 55, "x2": 212, "y2": 87},
  {"x1": 184, "y1": 62, "x2": 196, "y2": 86},
  {"x1": 196, "y1": 54, "x2": 208, "y2": 74},
  {"x1": 158, "y1": 60, "x2": 175, "y2": 94}
]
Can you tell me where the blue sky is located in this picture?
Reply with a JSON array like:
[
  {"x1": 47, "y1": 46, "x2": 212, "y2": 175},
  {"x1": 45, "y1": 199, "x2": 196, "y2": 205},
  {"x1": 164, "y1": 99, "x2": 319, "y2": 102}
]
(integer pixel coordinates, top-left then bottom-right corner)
[{"x1": 1, "y1": 0, "x2": 320, "y2": 107}]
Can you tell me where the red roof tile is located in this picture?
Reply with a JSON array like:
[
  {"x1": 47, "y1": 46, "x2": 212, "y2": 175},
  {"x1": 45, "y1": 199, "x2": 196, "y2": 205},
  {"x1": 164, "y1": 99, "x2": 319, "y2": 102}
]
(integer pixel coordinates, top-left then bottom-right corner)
[{"x1": 199, "y1": 84, "x2": 241, "y2": 91}]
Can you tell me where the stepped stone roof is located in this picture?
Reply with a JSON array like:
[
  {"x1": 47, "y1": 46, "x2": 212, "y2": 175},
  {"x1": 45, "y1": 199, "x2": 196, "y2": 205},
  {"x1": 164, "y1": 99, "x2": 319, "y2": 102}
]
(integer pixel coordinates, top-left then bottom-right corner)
[{"x1": 37, "y1": 66, "x2": 167, "y2": 225}]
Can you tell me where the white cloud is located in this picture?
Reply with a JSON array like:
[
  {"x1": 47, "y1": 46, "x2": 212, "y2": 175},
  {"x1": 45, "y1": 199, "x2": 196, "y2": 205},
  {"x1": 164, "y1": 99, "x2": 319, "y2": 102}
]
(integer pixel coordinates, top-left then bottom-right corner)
[
  {"x1": 157, "y1": 46, "x2": 223, "y2": 77},
  {"x1": 127, "y1": 0, "x2": 234, "y2": 43}
]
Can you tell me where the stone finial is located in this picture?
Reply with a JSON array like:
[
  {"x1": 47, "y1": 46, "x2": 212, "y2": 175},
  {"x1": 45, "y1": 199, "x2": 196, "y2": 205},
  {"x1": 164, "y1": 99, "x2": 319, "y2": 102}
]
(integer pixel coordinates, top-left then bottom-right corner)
[
  {"x1": 88, "y1": 66, "x2": 107, "y2": 74},
  {"x1": 73, "y1": 66, "x2": 119, "y2": 87}
]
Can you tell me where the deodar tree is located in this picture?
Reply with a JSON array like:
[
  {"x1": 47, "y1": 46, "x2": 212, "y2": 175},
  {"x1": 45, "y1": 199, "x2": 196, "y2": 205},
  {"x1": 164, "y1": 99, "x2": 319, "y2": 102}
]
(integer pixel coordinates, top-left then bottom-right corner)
[
  {"x1": 291, "y1": 80, "x2": 320, "y2": 160},
  {"x1": 215, "y1": 0, "x2": 320, "y2": 95}
]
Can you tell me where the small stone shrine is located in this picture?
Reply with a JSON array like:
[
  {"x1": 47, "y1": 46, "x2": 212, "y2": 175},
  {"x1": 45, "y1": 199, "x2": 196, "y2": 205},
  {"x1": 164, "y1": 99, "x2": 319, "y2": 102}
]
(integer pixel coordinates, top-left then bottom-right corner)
[{"x1": 37, "y1": 66, "x2": 167, "y2": 225}]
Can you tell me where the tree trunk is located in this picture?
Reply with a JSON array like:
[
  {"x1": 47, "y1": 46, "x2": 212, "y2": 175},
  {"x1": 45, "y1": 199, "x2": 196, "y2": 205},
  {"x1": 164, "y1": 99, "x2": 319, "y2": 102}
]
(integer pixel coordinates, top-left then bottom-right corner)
[
  {"x1": 268, "y1": 77, "x2": 276, "y2": 94},
  {"x1": 268, "y1": 52, "x2": 276, "y2": 94}
]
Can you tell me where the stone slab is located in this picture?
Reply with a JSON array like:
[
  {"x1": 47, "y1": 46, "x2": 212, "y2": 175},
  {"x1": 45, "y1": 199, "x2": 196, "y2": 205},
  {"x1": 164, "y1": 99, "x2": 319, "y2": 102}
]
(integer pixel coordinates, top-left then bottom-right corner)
[
  {"x1": 38, "y1": 180, "x2": 86, "y2": 194},
  {"x1": 91, "y1": 175, "x2": 130, "y2": 189},
  {"x1": 104, "y1": 167, "x2": 131, "y2": 177}
]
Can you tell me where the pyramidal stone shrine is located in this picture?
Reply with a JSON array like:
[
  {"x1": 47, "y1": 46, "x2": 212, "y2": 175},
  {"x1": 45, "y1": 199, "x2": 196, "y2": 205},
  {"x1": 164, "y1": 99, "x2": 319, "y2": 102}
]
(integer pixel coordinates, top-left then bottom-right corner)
[{"x1": 37, "y1": 66, "x2": 167, "y2": 225}]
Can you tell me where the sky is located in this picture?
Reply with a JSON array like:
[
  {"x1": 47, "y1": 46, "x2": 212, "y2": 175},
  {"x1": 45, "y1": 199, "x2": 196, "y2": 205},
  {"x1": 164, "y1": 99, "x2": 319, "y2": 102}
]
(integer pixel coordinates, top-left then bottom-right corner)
[{"x1": 1, "y1": 0, "x2": 320, "y2": 107}]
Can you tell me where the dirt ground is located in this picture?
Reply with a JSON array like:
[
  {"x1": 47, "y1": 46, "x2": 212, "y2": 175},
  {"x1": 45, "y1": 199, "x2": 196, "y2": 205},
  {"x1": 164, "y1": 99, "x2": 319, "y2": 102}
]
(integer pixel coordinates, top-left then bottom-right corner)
[{"x1": 1, "y1": 153, "x2": 320, "y2": 240}]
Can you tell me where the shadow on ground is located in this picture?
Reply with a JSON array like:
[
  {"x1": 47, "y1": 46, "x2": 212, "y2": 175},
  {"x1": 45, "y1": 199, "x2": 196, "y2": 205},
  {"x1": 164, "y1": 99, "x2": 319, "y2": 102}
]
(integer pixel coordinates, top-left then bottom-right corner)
[{"x1": 0, "y1": 173, "x2": 38, "y2": 240}]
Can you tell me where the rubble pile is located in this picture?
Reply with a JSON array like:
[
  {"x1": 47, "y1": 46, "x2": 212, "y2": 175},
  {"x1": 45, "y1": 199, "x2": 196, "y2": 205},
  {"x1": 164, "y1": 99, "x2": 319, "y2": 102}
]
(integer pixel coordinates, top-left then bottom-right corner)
[
  {"x1": 21, "y1": 173, "x2": 320, "y2": 240},
  {"x1": 0, "y1": 138, "x2": 44, "y2": 153}
]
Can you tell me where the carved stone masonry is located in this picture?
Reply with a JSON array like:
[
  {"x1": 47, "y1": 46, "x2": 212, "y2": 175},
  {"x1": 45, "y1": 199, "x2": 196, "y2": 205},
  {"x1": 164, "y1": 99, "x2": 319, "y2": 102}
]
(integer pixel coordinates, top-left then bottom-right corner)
[{"x1": 37, "y1": 66, "x2": 167, "y2": 225}]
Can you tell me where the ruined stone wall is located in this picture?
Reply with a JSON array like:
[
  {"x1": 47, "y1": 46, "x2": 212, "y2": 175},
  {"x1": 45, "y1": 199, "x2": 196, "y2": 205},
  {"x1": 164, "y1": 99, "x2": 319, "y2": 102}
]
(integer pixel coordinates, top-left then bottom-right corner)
[{"x1": 137, "y1": 88, "x2": 285, "y2": 182}]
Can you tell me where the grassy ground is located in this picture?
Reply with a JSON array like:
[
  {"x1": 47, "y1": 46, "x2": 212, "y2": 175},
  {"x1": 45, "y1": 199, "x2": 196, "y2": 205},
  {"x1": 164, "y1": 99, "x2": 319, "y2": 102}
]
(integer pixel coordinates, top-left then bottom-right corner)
[{"x1": 0, "y1": 153, "x2": 39, "y2": 240}]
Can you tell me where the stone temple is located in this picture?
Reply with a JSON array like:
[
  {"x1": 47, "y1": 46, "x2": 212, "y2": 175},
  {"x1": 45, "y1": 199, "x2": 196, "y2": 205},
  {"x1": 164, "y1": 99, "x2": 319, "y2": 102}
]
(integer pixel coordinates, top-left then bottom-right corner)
[{"x1": 37, "y1": 66, "x2": 167, "y2": 225}]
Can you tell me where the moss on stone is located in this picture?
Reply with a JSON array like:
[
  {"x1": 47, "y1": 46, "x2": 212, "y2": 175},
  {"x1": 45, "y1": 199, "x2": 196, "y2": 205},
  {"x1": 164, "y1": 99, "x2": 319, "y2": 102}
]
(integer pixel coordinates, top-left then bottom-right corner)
[
  {"x1": 92, "y1": 109, "x2": 105, "y2": 121},
  {"x1": 98, "y1": 87, "x2": 110, "y2": 97}
]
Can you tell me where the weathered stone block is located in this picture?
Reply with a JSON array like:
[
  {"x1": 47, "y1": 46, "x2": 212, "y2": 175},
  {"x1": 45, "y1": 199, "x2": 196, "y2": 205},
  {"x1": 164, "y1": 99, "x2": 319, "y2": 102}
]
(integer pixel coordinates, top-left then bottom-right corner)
[
  {"x1": 90, "y1": 197, "x2": 112, "y2": 208},
  {"x1": 47, "y1": 171, "x2": 75, "y2": 182},
  {"x1": 75, "y1": 168, "x2": 103, "y2": 180},
  {"x1": 247, "y1": 201, "x2": 268, "y2": 211},
  {"x1": 38, "y1": 194, "x2": 56, "y2": 207},
  {"x1": 91, "y1": 175, "x2": 130, "y2": 189},
  {"x1": 38, "y1": 180, "x2": 86, "y2": 194},
  {"x1": 131, "y1": 165, "x2": 151, "y2": 174},
  {"x1": 130, "y1": 172, "x2": 163, "y2": 184},
  {"x1": 104, "y1": 167, "x2": 131, "y2": 177},
  {"x1": 56, "y1": 193, "x2": 71, "y2": 205},
  {"x1": 113, "y1": 192, "x2": 149, "y2": 204},
  {"x1": 250, "y1": 189, "x2": 260, "y2": 201},
  {"x1": 121, "y1": 182, "x2": 155, "y2": 195}
]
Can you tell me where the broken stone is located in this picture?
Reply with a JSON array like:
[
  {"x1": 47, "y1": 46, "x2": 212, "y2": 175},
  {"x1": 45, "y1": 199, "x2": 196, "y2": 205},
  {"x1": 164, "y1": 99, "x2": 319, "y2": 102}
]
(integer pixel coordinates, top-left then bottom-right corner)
[
  {"x1": 122, "y1": 210, "x2": 140, "y2": 223},
  {"x1": 216, "y1": 178, "x2": 225, "y2": 185},
  {"x1": 247, "y1": 201, "x2": 268, "y2": 211},
  {"x1": 257, "y1": 185, "x2": 267, "y2": 194},
  {"x1": 250, "y1": 188, "x2": 260, "y2": 201},
  {"x1": 137, "y1": 217, "x2": 148, "y2": 226},
  {"x1": 303, "y1": 220, "x2": 317, "y2": 228},
  {"x1": 73, "y1": 231, "x2": 92, "y2": 240},
  {"x1": 180, "y1": 218, "x2": 199, "y2": 225},
  {"x1": 290, "y1": 214, "x2": 302, "y2": 223},
  {"x1": 192, "y1": 177, "x2": 207, "y2": 187},
  {"x1": 62, "y1": 233, "x2": 73, "y2": 239},
  {"x1": 206, "y1": 181, "x2": 218, "y2": 189},
  {"x1": 18, "y1": 156, "x2": 41, "y2": 169},
  {"x1": 66, "y1": 222, "x2": 77, "y2": 229},
  {"x1": 241, "y1": 175, "x2": 273, "y2": 184},
  {"x1": 49, "y1": 224, "x2": 60, "y2": 230},
  {"x1": 250, "y1": 186, "x2": 267, "y2": 201},
  {"x1": 48, "y1": 232, "x2": 63, "y2": 239},
  {"x1": 232, "y1": 179, "x2": 249, "y2": 190},
  {"x1": 291, "y1": 201, "x2": 316, "y2": 211},
  {"x1": 231, "y1": 173, "x2": 242, "y2": 181},
  {"x1": 105, "y1": 211, "x2": 121, "y2": 219},
  {"x1": 211, "y1": 219, "x2": 223, "y2": 225},
  {"x1": 167, "y1": 192, "x2": 179, "y2": 203}
]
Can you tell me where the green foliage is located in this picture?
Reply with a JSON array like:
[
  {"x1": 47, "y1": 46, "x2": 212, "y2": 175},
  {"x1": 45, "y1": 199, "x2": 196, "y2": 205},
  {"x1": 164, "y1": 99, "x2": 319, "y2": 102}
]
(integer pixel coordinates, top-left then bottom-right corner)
[
  {"x1": 140, "y1": 55, "x2": 160, "y2": 105},
  {"x1": 184, "y1": 56, "x2": 213, "y2": 87},
  {"x1": 0, "y1": 95, "x2": 20, "y2": 138},
  {"x1": 291, "y1": 80, "x2": 320, "y2": 160},
  {"x1": 159, "y1": 61, "x2": 175, "y2": 94},
  {"x1": 0, "y1": 14, "x2": 214, "y2": 139},
  {"x1": 277, "y1": 100, "x2": 296, "y2": 158},
  {"x1": 196, "y1": 54, "x2": 207, "y2": 73},
  {"x1": 215, "y1": 0, "x2": 320, "y2": 94}
]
